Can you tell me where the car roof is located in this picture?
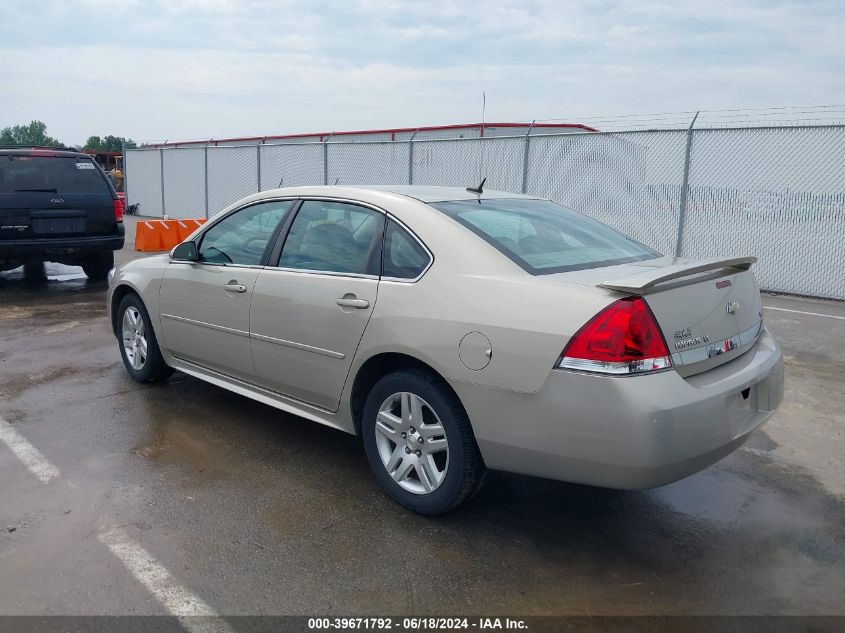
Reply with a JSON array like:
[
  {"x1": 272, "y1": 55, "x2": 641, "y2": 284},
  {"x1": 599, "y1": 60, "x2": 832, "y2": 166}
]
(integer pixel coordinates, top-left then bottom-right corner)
[
  {"x1": 0, "y1": 147, "x2": 90, "y2": 158},
  {"x1": 362, "y1": 185, "x2": 543, "y2": 203},
  {"x1": 249, "y1": 184, "x2": 544, "y2": 205}
]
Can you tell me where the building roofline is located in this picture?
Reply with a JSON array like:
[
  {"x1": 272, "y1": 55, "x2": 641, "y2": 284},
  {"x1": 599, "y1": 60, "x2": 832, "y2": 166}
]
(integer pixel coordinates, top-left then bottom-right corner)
[
  {"x1": 81, "y1": 149, "x2": 123, "y2": 157},
  {"x1": 142, "y1": 122, "x2": 597, "y2": 148}
]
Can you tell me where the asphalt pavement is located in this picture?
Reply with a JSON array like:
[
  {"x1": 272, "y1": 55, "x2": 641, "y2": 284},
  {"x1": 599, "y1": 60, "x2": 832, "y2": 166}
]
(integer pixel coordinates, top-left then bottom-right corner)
[{"x1": 1, "y1": 220, "x2": 843, "y2": 620}]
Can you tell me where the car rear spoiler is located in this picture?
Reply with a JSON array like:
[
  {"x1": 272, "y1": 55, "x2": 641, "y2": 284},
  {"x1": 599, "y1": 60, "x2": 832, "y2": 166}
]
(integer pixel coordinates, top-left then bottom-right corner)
[{"x1": 598, "y1": 256, "x2": 757, "y2": 294}]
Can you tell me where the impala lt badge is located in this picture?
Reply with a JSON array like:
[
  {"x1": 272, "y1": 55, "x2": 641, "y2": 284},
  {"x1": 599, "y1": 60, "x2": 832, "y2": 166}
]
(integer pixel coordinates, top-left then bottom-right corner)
[
  {"x1": 673, "y1": 327, "x2": 710, "y2": 349},
  {"x1": 726, "y1": 301, "x2": 740, "y2": 315}
]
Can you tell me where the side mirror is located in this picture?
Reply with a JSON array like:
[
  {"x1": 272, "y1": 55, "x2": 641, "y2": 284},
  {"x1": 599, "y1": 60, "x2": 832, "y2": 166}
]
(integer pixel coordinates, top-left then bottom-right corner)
[{"x1": 171, "y1": 240, "x2": 199, "y2": 262}]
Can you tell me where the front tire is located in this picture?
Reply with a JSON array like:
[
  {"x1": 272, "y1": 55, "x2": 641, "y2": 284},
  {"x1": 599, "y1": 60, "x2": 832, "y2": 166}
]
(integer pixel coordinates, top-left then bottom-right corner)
[
  {"x1": 117, "y1": 294, "x2": 173, "y2": 383},
  {"x1": 361, "y1": 369, "x2": 485, "y2": 515}
]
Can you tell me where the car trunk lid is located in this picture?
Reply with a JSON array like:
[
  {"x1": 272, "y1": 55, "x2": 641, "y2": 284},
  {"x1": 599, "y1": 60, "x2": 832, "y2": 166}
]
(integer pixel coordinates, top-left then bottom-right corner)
[{"x1": 595, "y1": 256, "x2": 764, "y2": 376}]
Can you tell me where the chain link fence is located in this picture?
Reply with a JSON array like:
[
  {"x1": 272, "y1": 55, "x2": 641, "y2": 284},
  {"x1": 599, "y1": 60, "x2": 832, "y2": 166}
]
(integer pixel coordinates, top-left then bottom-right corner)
[
  {"x1": 260, "y1": 143, "x2": 324, "y2": 190},
  {"x1": 162, "y1": 147, "x2": 204, "y2": 219},
  {"x1": 680, "y1": 126, "x2": 845, "y2": 298},
  {"x1": 125, "y1": 125, "x2": 845, "y2": 299},
  {"x1": 526, "y1": 130, "x2": 688, "y2": 257}
]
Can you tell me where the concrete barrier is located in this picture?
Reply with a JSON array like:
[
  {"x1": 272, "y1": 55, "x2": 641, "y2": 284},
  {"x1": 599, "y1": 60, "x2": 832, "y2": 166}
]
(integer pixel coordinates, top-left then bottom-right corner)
[{"x1": 135, "y1": 218, "x2": 207, "y2": 252}]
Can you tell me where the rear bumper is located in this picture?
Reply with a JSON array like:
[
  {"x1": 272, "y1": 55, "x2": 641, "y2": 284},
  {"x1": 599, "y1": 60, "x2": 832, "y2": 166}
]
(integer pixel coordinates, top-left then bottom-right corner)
[
  {"x1": 454, "y1": 327, "x2": 784, "y2": 489},
  {"x1": 0, "y1": 230, "x2": 124, "y2": 260}
]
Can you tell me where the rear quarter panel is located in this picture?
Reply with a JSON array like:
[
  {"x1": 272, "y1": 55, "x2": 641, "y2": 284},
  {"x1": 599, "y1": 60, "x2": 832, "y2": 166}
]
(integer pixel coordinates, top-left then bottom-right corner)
[{"x1": 350, "y1": 200, "x2": 620, "y2": 395}]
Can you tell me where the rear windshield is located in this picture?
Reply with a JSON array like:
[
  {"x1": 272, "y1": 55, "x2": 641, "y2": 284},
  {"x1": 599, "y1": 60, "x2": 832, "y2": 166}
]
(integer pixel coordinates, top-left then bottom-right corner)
[
  {"x1": 431, "y1": 198, "x2": 659, "y2": 274},
  {"x1": 0, "y1": 155, "x2": 111, "y2": 194}
]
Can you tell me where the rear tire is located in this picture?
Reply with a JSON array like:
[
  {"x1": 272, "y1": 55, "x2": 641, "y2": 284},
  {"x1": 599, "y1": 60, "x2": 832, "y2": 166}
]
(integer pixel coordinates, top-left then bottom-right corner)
[
  {"x1": 82, "y1": 251, "x2": 114, "y2": 281},
  {"x1": 361, "y1": 369, "x2": 485, "y2": 515},
  {"x1": 117, "y1": 293, "x2": 174, "y2": 383},
  {"x1": 23, "y1": 259, "x2": 46, "y2": 283}
]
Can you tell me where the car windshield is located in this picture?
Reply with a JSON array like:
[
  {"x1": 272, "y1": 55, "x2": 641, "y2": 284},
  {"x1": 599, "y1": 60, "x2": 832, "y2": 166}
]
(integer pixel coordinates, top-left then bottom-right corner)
[
  {"x1": 0, "y1": 155, "x2": 110, "y2": 194},
  {"x1": 431, "y1": 198, "x2": 659, "y2": 274}
]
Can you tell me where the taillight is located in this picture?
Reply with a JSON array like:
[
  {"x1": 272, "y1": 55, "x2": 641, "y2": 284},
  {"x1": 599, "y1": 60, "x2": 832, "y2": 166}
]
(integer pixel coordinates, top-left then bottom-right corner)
[
  {"x1": 558, "y1": 296, "x2": 672, "y2": 375},
  {"x1": 113, "y1": 197, "x2": 125, "y2": 222}
]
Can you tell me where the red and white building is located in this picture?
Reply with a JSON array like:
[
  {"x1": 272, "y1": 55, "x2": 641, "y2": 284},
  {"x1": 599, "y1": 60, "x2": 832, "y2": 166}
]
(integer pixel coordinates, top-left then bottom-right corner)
[{"x1": 142, "y1": 122, "x2": 596, "y2": 148}]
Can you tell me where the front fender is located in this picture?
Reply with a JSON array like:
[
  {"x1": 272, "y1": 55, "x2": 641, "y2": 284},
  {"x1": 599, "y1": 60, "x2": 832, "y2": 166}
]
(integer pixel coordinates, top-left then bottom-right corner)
[{"x1": 107, "y1": 254, "x2": 169, "y2": 342}]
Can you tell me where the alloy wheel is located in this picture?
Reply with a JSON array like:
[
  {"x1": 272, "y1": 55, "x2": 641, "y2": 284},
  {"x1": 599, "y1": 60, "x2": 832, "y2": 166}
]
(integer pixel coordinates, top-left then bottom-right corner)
[
  {"x1": 121, "y1": 306, "x2": 148, "y2": 371},
  {"x1": 374, "y1": 392, "x2": 449, "y2": 494}
]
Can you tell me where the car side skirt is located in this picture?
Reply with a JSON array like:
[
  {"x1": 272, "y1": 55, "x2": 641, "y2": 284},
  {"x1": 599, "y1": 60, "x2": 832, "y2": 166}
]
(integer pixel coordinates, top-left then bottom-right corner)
[{"x1": 166, "y1": 357, "x2": 357, "y2": 435}]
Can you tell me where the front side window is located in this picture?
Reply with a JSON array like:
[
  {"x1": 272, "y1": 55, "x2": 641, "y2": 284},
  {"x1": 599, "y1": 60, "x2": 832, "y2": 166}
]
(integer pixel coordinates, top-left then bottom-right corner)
[
  {"x1": 278, "y1": 201, "x2": 383, "y2": 275},
  {"x1": 382, "y1": 219, "x2": 430, "y2": 279},
  {"x1": 199, "y1": 200, "x2": 292, "y2": 265},
  {"x1": 431, "y1": 198, "x2": 659, "y2": 274}
]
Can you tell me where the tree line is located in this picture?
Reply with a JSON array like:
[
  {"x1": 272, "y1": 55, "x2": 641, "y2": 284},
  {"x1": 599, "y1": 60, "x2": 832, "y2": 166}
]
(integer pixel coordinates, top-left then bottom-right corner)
[{"x1": 1, "y1": 120, "x2": 136, "y2": 152}]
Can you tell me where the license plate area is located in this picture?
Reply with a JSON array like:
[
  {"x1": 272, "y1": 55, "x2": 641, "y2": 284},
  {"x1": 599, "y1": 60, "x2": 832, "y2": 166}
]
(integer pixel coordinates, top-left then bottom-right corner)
[{"x1": 32, "y1": 218, "x2": 85, "y2": 234}]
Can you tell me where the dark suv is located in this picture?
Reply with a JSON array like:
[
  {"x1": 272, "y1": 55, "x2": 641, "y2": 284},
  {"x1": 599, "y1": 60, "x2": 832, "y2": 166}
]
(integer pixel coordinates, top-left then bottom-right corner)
[{"x1": 0, "y1": 147, "x2": 125, "y2": 280}]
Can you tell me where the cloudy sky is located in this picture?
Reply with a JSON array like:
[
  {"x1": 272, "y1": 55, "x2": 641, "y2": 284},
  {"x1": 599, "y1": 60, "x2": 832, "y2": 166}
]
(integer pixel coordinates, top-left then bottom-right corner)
[{"x1": 1, "y1": 0, "x2": 843, "y2": 145}]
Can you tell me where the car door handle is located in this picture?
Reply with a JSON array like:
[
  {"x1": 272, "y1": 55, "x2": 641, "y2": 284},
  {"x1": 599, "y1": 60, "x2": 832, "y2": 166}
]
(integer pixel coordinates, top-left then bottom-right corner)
[
  {"x1": 336, "y1": 297, "x2": 369, "y2": 309},
  {"x1": 223, "y1": 281, "x2": 248, "y2": 293}
]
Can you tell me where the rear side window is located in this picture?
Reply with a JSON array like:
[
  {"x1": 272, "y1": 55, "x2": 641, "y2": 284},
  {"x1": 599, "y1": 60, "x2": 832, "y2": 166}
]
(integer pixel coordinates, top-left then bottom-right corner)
[
  {"x1": 0, "y1": 155, "x2": 111, "y2": 194},
  {"x1": 382, "y1": 219, "x2": 430, "y2": 279},
  {"x1": 278, "y1": 201, "x2": 384, "y2": 275},
  {"x1": 431, "y1": 198, "x2": 659, "y2": 274}
]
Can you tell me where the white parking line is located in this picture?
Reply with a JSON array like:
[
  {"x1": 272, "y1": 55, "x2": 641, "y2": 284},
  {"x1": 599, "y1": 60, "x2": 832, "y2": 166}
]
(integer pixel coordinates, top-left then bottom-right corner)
[
  {"x1": 763, "y1": 306, "x2": 845, "y2": 320},
  {"x1": 0, "y1": 415, "x2": 60, "y2": 483},
  {"x1": 98, "y1": 527, "x2": 235, "y2": 633}
]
